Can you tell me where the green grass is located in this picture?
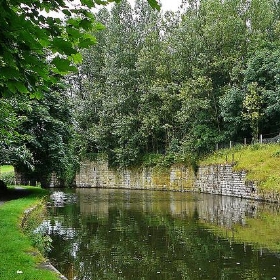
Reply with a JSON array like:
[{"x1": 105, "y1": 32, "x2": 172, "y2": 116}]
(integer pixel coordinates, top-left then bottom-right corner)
[
  {"x1": 0, "y1": 187, "x2": 60, "y2": 280},
  {"x1": 200, "y1": 143, "x2": 280, "y2": 190},
  {"x1": 0, "y1": 165, "x2": 14, "y2": 174}
]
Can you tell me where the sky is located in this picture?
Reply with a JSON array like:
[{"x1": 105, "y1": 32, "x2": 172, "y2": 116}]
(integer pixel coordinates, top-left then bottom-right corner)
[
  {"x1": 45, "y1": 0, "x2": 183, "y2": 18},
  {"x1": 160, "y1": 0, "x2": 182, "y2": 11}
]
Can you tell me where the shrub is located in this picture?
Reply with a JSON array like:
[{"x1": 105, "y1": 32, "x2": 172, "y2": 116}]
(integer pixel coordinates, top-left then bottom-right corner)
[{"x1": 0, "y1": 172, "x2": 15, "y2": 185}]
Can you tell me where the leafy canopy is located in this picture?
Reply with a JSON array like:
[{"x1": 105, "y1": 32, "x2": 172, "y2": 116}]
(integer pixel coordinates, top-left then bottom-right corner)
[{"x1": 0, "y1": 0, "x2": 159, "y2": 99}]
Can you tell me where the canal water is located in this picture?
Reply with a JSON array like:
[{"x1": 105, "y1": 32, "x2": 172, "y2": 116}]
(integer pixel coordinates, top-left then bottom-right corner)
[{"x1": 44, "y1": 189, "x2": 280, "y2": 279}]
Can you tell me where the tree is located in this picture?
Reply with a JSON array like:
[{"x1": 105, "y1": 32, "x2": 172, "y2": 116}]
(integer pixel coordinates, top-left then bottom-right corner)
[
  {"x1": 242, "y1": 82, "x2": 263, "y2": 142},
  {"x1": 0, "y1": 0, "x2": 104, "y2": 176},
  {"x1": 74, "y1": 0, "x2": 280, "y2": 168},
  {"x1": 0, "y1": 0, "x2": 160, "y2": 98},
  {"x1": 0, "y1": 0, "x2": 160, "y2": 183},
  {"x1": 76, "y1": 8, "x2": 111, "y2": 158},
  {"x1": 0, "y1": 0, "x2": 99, "y2": 98},
  {"x1": 219, "y1": 87, "x2": 249, "y2": 141},
  {"x1": 75, "y1": 0, "x2": 166, "y2": 167},
  {"x1": 170, "y1": 0, "x2": 248, "y2": 153},
  {"x1": 243, "y1": 48, "x2": 280, "y2": 136},
  {"x1": 0, "y1": 98, "x2": 32, "y2": 166},
  {"x1": 13, "y1": 88, "x2": 78, "y2": 187}
]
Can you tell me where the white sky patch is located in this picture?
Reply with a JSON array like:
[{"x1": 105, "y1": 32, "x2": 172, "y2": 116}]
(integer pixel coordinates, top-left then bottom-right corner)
[
  {"x1": 162, "y1": 0, "x2": 182, "y2": 11},
  {"x1": 41, "y1": 0, "x2": 182, "y2": 18},
  {"x1": 128, "y1": 0, "x2": 182, "y2": 11}
]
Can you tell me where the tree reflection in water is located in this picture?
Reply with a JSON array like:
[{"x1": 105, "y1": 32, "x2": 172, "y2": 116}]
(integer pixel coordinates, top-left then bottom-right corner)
[{"x1": 45, "y1": 189, "x2": 280, "y2": 280}]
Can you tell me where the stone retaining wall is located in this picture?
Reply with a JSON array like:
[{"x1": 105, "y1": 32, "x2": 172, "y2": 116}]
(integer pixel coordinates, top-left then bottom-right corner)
[
  {"x1": 76, "y1": 161, "x2": 195, "y2": 191},
  {"x1": 75, "y1": 160, "x2": 278, "y2": 202},
  {"x1": 195, "y1": 165, "x2": 257, "y2": 199}
]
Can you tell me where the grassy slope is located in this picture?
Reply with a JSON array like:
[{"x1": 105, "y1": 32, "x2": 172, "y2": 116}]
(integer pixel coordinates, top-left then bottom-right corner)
[
  {"x1": 200, "y1": 143, "x2": 280, "y2": 190},
  {"x1": 0, "y1": 187, "x2": 60, "y2": 280}
]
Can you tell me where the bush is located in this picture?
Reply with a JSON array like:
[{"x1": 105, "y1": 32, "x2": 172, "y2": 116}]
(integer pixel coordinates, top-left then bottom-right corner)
[
  {"x1": 0, "y1": 172, "x2": 15, "y2": 185},
  {"x1": 142, "y1": 154, "x2": 164, "y2": 167}
]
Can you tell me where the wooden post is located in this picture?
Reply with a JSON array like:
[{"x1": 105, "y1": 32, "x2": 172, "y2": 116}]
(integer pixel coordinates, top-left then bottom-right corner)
[
  {"x1": 216, "y1": 143, "x2": 219, "y2": 150},
  {"x1": 244, "y1": 138, "x2": 247, "y2": 145},
  {"x1": 230, "y1": 141, "x2": 232, "y2": 149},
  {"x1": 259, "y1": 134, "x2": 263, "y2": 144}
]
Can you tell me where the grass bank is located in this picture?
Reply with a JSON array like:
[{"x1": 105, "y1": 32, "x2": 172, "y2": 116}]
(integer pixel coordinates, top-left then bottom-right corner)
[
  {"x1": 200, "y1": 143, "x2": 280, "y2": 191},
  {"x1": 0, "y1": 187, "x2": 60, "y2": 280},
  {"x1": 203, "y1": 207, "x2": 280, "y2": 252}
]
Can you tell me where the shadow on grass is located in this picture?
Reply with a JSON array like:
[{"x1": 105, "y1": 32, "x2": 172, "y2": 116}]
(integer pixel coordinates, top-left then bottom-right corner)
[{"x1": 0, "y1": 186, "x2": 48, "y2": 205}]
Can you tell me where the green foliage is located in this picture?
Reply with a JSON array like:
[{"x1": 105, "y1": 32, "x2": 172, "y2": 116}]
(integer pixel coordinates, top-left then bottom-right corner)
[
  {"x1": 249, "y1": 143, "x2": 262, "y2": 151},
  {"x1": 0, "y1": 0, "x2": 159, "y2": 181},
  {"x1": 0, "y1": 165, "x2": 14, "y2": 173},
  {"x1": 1, "y1": 0, "x2": 277, "y2": 185},
  {"x1": 0, "y1": 165, "x2": 15, "y2": 185},
  {"x1": 0, "y1": 171, "x2": 15, "y2": 185},
  {"x1": 142, "y1": 152, "x2": 198, "y2": 170},
  {"x1": 0, "y1": 0, "x2": 93, "y2": 98},
  {"x1": 0, "y1": 99, "x2": 25, "y2": 164},
  {"x1": 272, "y1": 150, "x2": 280, "y2": 158},
  {"x1": 242, "y1": 82, "x2": 263, "y2": 141},
  {"x1": 73, "y1": 0, "x2": 252, "y2": 166},
  {"x1": 10, "y1": 88, "x2": 78, "y2": 187},
  {"x1": 142, "y1": 153, "x2": 164, "y2": 167},
  {"x1": 147, "y1": 0, "x2": 160, "y2": 10},
  {"x1": 5, "y1": 0, "x2": 275, "y2": 171},
  {"x1": 1, "y1": 0, "x2": 159, "y2": 98},
  {"x1": 219, "y1": 87, "x2": 248, "y2": 140}
]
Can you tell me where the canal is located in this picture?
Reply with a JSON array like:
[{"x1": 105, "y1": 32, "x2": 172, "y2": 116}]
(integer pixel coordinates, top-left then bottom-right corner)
[{"x1": 44, "y1": 189, "x2": 280, "y2": 279}]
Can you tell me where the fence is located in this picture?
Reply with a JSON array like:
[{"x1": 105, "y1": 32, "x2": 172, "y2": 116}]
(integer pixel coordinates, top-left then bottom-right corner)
[
  {"x1": 262, "y1": 133, "x2": 280, "y2": 144},
  {"x1": 215, "y1": 132, "x2": 280, "y2": 151}
]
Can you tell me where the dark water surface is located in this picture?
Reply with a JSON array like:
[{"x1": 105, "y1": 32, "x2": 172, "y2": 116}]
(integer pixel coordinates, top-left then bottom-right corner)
[{"x1": 44, "y1": 189, "x2": 280, "y2": 279}]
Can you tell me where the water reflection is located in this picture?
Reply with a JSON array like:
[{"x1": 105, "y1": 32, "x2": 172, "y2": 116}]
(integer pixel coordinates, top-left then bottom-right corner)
[{"x1": 46, "y1": 189, "x2": 280, "y2": 280}]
